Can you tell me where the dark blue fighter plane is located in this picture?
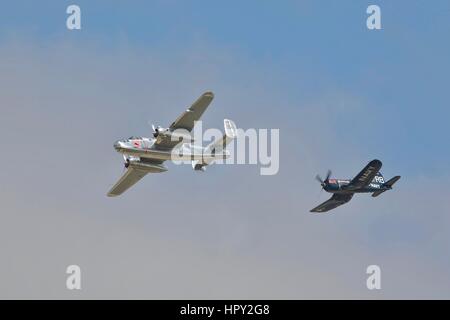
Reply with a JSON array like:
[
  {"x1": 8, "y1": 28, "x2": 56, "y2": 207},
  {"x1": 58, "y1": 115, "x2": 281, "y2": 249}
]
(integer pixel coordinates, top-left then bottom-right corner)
[{"x1": 310, "y1": 159, "x2": 400, "y2": 213}]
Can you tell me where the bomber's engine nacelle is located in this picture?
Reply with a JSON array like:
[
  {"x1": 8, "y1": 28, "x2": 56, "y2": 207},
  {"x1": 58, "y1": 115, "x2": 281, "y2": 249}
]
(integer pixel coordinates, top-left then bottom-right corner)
[
  {"x1": 152, "y1": 126, "x2": 168, "y2": 138},
  {"x1": 192, "y1": 161, "x2": 206, "y2": 172},
  {"x1": 153, "y1": 126, "x2": 193, "y2": 142}
]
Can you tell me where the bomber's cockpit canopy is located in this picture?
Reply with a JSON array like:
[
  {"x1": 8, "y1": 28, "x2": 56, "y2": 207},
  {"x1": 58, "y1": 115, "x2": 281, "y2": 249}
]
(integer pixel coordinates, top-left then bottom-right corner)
[{"x1": 128, "y1": 136, "x2": 142, "y2": 140}]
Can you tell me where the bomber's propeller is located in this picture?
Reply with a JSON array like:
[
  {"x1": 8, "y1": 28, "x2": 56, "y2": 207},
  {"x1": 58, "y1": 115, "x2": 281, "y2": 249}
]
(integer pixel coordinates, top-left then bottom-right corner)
[
  {"x1": 123, "y1": 155, "x2": 130, "y2": 171},
  {"x1": 151, "y1": 124, "x2": 160, "y2": 138}
]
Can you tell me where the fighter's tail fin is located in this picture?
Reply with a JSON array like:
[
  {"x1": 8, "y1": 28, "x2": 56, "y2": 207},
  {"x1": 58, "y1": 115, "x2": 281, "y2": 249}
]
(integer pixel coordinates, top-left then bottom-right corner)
[{"x1": 372, "y1": 175, "x2": 401, "y2": 197}]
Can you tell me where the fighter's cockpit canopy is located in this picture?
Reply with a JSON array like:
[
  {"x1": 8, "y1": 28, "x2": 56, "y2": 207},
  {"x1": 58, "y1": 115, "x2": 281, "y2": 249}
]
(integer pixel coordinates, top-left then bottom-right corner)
[{"x1": 128, "y1": 136, "x2": 142, "y2": 140}]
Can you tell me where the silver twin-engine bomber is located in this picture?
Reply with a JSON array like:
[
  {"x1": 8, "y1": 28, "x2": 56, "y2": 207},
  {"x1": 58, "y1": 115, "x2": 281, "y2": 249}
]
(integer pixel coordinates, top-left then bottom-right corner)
[{"x1": 108, "y1": 91, "x2": 237, "y2": 197}]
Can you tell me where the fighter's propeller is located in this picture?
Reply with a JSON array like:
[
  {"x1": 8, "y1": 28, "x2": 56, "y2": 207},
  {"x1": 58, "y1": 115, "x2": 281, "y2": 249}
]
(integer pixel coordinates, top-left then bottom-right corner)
[{"x1": 315, "y1": 170, "x2": 332, "y2": 187}]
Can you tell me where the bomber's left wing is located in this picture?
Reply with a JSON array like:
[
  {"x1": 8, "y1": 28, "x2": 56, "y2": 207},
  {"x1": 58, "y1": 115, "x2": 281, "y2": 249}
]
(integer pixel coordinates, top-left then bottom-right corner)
[
  {"x1": 107, "y1": 167, "x2": 147, "y2": 197},
  {"x1": 310, "y1": 193, "x2": 354, "y2": 213},
  {"x1": 345, "y1": 159, "x2": 382, "y2": 190}
]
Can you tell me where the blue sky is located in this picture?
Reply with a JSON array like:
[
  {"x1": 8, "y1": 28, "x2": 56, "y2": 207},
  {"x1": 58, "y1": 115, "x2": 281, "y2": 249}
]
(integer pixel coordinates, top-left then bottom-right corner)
[
  {"x1": 1, "y1": 1, "x2": 450, "y2": 298},
  {"x1": 3, "y1": 0, "x2": 446, "y2": 175}
]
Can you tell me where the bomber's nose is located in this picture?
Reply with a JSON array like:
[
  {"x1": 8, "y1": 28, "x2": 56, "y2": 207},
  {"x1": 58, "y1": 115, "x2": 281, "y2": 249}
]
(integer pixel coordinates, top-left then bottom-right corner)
[{"x1": 114, "y1": 141, "x2": 122, "y2": 150}]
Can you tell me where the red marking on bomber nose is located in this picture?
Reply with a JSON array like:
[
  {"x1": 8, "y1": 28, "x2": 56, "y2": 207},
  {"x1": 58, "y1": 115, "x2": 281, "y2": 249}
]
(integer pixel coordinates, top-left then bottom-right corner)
[{"x1": 133, "y1": 141, "x2": 140, "y2": 147}]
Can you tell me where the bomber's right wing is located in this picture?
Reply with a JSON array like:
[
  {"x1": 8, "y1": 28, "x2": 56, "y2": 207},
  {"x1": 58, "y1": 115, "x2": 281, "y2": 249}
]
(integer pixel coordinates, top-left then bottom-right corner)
[
  {"x1": 169, "y1": 91, "x2": 214, "y2": 132},
  {"x1": 107, "y1": 167, "x2": 147, "y2": 197},
  {"x1": 154, "y1": 92, "x2": 214, "y2": 151},
  {"x1": 310, "y1": 193, "x2": 354, "y2": 213}
]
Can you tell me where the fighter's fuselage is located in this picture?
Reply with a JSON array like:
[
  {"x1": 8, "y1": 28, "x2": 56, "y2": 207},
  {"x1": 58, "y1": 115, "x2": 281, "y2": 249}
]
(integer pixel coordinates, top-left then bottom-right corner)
[{"x1": 323, "y1": 178, "x2": 390, "y2": 194}]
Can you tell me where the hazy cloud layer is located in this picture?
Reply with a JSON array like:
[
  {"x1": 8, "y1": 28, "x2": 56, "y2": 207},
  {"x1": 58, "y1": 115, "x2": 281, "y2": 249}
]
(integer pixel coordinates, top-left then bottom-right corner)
[{"x1": 0, "y1": 38, "x2": 449, "y2": 299}]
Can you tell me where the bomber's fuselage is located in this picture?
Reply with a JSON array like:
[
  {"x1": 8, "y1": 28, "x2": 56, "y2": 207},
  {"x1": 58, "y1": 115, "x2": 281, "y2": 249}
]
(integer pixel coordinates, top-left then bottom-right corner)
[{"x1": 113, "y1": 136, "x2": 229, "y2": 162}]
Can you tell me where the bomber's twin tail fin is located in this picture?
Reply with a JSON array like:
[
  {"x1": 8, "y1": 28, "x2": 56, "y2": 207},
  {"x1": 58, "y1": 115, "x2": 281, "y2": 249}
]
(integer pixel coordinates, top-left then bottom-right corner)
[
  {"x1": 206, "y1": 119, "x2": 237, "y2": 154},
  {"x1": 192, "y1": 119, "x2": 237, "y2": 171}
]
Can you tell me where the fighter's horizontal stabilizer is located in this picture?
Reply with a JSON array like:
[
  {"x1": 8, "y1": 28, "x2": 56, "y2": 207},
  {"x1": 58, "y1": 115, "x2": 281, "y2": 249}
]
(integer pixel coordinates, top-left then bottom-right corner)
[
  {"x1": 384, "y1": 175, "x2": 401, "y2": 187},
  {"x1": 372, "y1": 176, "x2": 401, "y2": 197}
]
